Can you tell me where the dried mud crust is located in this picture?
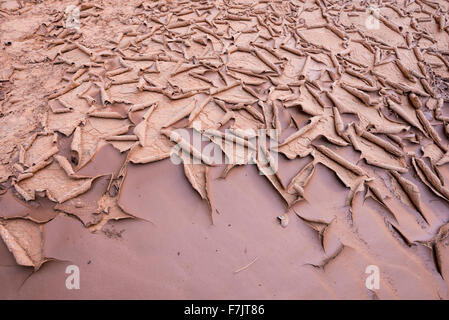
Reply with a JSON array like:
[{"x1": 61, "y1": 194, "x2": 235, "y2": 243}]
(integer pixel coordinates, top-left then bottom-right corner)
[{"x1": 1, "y1": 0, "x2": 449, "y2": 299}]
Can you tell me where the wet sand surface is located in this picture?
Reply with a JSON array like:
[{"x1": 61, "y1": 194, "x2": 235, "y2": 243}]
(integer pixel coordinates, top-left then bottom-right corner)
[{"x1": 1, "y1": 0, "x2": 449, "y2": 299}]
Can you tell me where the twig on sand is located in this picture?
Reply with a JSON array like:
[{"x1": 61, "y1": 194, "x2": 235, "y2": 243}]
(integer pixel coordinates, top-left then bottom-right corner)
[{"x1": 234, "y1": 257, "x2": 258, "y2": 274}]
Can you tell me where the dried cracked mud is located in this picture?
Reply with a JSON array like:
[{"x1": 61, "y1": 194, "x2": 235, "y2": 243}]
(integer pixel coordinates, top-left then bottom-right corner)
[{"x1": 1, "y1": 0, "x2": 449, "y2": 299}]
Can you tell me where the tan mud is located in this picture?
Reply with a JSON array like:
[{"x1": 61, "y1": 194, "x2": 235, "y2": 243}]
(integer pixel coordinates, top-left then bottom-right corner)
[{"x1": 1, "y1": 0, "x2": 449, "y2": 299}]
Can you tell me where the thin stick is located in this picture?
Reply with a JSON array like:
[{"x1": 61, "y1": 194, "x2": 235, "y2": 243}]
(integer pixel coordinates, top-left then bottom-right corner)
[{"x1": 234, "y1": 257, "x2": 258, "y2": 274}]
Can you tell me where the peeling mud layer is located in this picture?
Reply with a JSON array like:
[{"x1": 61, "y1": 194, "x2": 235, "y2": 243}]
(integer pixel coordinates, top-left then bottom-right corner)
[{"x1": 1, "y1": 0, "x2": 449, "y2": 299}]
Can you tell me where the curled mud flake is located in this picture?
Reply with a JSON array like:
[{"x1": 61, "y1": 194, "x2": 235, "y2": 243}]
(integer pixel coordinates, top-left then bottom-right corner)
[
  {"x1": 89, "y1": 196, "x2": 135, "y2": 232},
  {"x1": 332, "y1": 107, "x2": 345, "y2": 137},
  {"x1": 181, "y1": 156, "x2": 214, "y2": 223},
  {"x1": 340, "y1": 82, "x2": 378, "y2": 106},
  {"x1": 183, "y1": 161, "x2": 208, "y2": 200},
  {"x1": 346, "y1": 180, "x2": 365, "y2": 208},
  {"x1": 25, "y1": 158, "x2": 53, "y2": 174},
  {"x1": 387, "y1": 98, "x2": 425, "y2": 134},
  {"x1": 87, "y1": 111, "x2": 127, "y2": 119},
  {"x1": 220, "y1": 164, "x2": 237, "y2": 179},
  {"x1": 408, "y1": 93, "x2": 422, "y2": 109},
  {"x1": 279, "y1": 116, "x2": 321, "y2": 147},
  {"x1": 256, "y1": 159, "x2": 298, "y2": 207},
  {"x1": 305, "y1": 84, "x2": 327, "y2": 108},
  {"x1": 259, "y1": 101, "x2": 274, "y2": 131},
  {"x1": 30, "y1": 146, "x2": 59, "y2": 167},
  {"x1": 71, "y1": 126, "x2": 82, "y2": 161},
  {"x1": 13, "y1": 182, "x2": 35, "y2": 202},
  {"x1": 254, "y1": 50, "x2": 279, "y2": 74},
  {"x1": 128, "y1": 101, "x2": 157, "y2": 113},
  {"x1": 134, "y1": 104, "x2": 159, "y2": 144},
  {"x1": 299, "y1": 55, "x2": 311, "y2": 80},
  {"x1": 315, "y1": 144, "x2": 366, "y2": 176},
  {"x1": 287, "y1": 161, "x2": 316, "y2": 197},
  {"x1": 294, "y1": 211, "x2": 331, "y2": 252},
  {"x1": 420, "y1": 78, "x2": 436, "y2": 97},
  {"x1": 17, "y1": 173, "x2": 34, "y2": 182},
  {"x1": 58, "y1": 178, "x2": 95, "y2": 203},
  {"x1": 326, "y1": 24, "x2": 346, "y2": 40},
  {"x1": 346, "y1": 125, "x2": 362, "y2": 152},
  {"x1": 54, "y1": 202, "x2": 103, "y2": 227},
  {"x1": 106, "y1": 67, "x2": 131, "y2": 77},
  {"x1": 210, "y1": 81, "x2": 241, "y2": 96},
  {"x1": 242, "y1": 104, "x2": 265, "y2": 123},
  {"x1": 161, "y1": 129, "x2": 213, "y2": 166},
  {"x1": 326, "y1": 91, "x2": 353, "y2": 114},
  {"x1": 358, "y1": 128, "x2": 404, "y2": 158},
  {"x1": 280, "y1": 44, "x2": 305, "y2": 57},
  {"x1": 259, "y1": 144, "x2": 279, "y2": 179},
  {"x1": 105, "y1": 135, "x2": 138, "y2": 142},
  {"x1": 0, "y1": 219, "x2": 46, "y2": 270},
  {"x1": 162, "y1": 99, "x2": 197, "y2": 128},
  {"x1": 204, "y1": 129, "x2": 256, "y2": 150},
  {"x1": 54, "y1": 175, "x2": 112, "y2": 227},
  {"x1": 217, "y1": 110, "x2": 235, "y2": 127},
  {"x1": 189, "y1": 97, "x2": 212, "y2": 124},
  {"x1": 436, "y1": 151, "x2": 449, "y2": 166},
  {"x1": 128, "y1": 147, "x2": 171, "y2": 164},
  {"x1": 413, "y1": 157, "x2": 449, "y2": 201},
  {"x1": 365, "y1": 179, "x2": 391, "y2": 209},
  {"x1": 389, "y1": 170, "x2": 427, "y2": 222},
  {"x1": 47, "y1": 80, "x2": 82, "y2": 100},
  {"x1": 241, "y1": 84, "x2": 261, "y2": 100},
  {"x1": 415, "y1": 109, "x2": 447, "y2": 152},
  {"x1": 430, "y1": 223, "x2": 449, "y2": 284},
  {"x1": 272, "y1": 103, "x2": 282, "y2": 133},
  {"x1": 214, "y1": 96, "x2": 258, "y2": 105},
  {"x1": 346, "y1": 68, "x2": 376, "y2": 87},
  {"x1": 54, "y1": 155, "x2": 75, "y2": 176},
  {"x1": 395, "y1": 59, "x2": 416, "y2": 83},
  {"x1": 364, "y1": 157, "x2": 408, "y2": 173},
  {"x1": 49, "y1": 99, "x2": 73, "y2": 114}
]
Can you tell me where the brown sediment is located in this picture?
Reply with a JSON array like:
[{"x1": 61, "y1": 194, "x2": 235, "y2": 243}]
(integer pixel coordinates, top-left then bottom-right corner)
[{"x1": 1, "y1": 0, "x2": 449, "y2": 300}]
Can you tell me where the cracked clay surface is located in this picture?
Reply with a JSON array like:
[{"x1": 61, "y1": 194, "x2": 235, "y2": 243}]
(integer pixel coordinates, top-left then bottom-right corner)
[{"x1": 1, "y1": 0, "x2": 449, "y2": 299}]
